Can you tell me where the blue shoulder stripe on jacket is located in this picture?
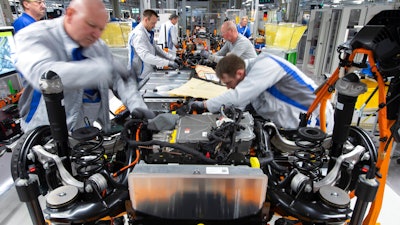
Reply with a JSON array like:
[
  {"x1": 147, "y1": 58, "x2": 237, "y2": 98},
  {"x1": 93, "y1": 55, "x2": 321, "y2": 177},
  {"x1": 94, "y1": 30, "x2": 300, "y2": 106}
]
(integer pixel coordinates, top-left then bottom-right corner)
[{"x1": 264, "y1": 55, "x2": 313, "y2": 111}]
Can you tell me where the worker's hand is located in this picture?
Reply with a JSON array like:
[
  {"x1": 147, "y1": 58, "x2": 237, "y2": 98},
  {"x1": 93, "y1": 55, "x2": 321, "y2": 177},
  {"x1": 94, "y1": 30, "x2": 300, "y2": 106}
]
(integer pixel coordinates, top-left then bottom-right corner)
[
  {"x1": 174, "y1": 57, "x2": 183, "y2": 66},
  {"x1": 131, "y1": 107, "x2": 156, "y2": 119},
  {"x1": 200, "y1": 49, "x2": 210, "y2": 59},
  {"x1": 168, "y1": 61, "x2": 180, "y2": 69},
  {"x1": 189, "y1": 101, "x2": 205, "y2": 113}
]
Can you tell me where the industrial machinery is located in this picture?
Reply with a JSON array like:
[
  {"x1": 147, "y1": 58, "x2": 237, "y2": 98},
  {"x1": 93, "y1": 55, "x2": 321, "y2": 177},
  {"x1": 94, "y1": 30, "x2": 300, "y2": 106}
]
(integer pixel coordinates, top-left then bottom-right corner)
[{"x1": 9, "y1": 10, "x2": 400, "y2": 225}]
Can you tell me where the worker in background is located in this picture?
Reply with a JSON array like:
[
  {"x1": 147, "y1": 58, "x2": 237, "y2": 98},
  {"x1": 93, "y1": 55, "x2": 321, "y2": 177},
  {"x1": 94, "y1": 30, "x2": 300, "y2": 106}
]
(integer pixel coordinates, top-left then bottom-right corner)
[
  {"x1": 192, "y1": 24, "x2": 201, "y2": 37},
  {"x1": 158, "y1": 13, "x2": 179, "y2": 55},
  {"x1": 14, "y1": 0, "x2": 154, "y2": 133},
  {"x1": 13, "y1": 0, "x2": 46, "y2": 33},
  {"x1": 127, "y1": 9, "x2": 182, "y2": 80},
  {"x1": 200, "y1": 20, "x2": 256, "y2": 63},
  {"x1": 190, "y1": 54, "x2": 334, "y2": 131},
  {"x1": 237, "y1": 16, "x2": 251, "y2": 38}
]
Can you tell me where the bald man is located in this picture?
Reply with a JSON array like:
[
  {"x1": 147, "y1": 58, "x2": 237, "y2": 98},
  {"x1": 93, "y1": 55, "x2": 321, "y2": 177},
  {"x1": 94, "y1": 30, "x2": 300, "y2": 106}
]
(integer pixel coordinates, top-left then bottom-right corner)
[
  {"x1": 201, "y1": 20, "x2": 256, "y2": 63},
  {"x1": 14, "y1": 0, "x2": 151, "y2": 133}
]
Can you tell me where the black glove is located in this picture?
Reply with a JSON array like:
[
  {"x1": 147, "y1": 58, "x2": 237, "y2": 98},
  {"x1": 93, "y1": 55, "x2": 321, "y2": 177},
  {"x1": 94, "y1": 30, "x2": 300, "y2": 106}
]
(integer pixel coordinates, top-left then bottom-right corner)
[
  {"x1": 168, "y1": 61, "x2": 179, "y2": 69},
  {"x1": 131, "y1": 107, "x2": 156, "y2": 119},
  {"x1": 200, "y1": 49, "x2": 210, "y2": 59},
  {"x1": 189, "y1": 101, "x2": 205, "y2": 113},
  {"x1": 148, "y1": 113, "x2": 179, "y2": 131},
  {"x1": 174, "y1": 57, "x2": 183, "y2": 66}
]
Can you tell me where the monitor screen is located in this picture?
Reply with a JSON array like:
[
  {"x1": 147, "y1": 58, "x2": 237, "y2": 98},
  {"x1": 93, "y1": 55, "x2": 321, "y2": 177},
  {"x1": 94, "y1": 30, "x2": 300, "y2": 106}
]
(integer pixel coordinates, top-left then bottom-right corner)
[{"x1": 0, "y1": 26, "x2": 16, "y2": 78}]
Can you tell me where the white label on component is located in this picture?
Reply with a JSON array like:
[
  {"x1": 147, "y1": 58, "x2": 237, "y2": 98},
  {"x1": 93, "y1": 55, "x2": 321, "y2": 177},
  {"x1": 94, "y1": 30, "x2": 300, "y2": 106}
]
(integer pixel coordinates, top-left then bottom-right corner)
[
  {"x1": 202, "y1": 131, "x2": 208, "y2": 137},
  {"x1": 206, "y1": 167, "x2": 229, "y2": 174}
]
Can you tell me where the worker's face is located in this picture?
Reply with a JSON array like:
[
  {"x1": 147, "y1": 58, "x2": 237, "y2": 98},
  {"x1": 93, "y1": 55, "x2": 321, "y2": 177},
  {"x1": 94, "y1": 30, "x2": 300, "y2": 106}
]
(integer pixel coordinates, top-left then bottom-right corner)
[
  {"x1": 24, "y1": 0, "x2": 46, "y2": 20},
  {"x1": 240, "y1": 18, "x2": 248, "y2": 26},
  {"x1": 144, "y1": 15, "x2": 158, "y2": 31},
  {"x1": 221, "y1": 26, "x2": 233, "y2": 42},
  {"x1": 171, "y1": 17, "x2": 178, "y2": 25},
  {"x1": 65, "y1": 4, "x2": 108, "y2": 47},
  {"x1": 220, "y1": 69, "x2": 245, "y2": 89}
]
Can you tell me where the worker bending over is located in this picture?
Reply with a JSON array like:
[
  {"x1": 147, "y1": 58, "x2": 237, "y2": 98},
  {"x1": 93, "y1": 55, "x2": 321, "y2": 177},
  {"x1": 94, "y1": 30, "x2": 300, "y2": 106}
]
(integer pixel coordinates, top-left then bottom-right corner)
[
  {"x1": 14, "y1": 0, "x2": 154, "y2": 133},
  {"x1": 191, "y1": 54, "x2": 334, "y2": 131}
]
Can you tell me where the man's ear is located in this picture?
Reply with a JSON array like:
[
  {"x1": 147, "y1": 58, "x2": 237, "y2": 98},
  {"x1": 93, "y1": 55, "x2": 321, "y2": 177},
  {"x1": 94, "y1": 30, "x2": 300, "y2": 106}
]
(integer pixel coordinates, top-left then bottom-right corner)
[
  {"x1": 65, "y1": 7, "x2": 75, "y2": 22},
  {"x1": 236, "y1": 69, "x2": 245, "y2": 80},
  {"x1": 22, "y1": 1, "x2": 30, "y2": 9}
]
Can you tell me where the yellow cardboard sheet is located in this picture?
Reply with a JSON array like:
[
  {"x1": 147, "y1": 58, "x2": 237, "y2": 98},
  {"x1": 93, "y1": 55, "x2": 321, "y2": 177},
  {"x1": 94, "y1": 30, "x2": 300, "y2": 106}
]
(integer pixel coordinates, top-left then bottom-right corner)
[{"x1": 168, "y1": 78, "x2": 228, "y2": 99}]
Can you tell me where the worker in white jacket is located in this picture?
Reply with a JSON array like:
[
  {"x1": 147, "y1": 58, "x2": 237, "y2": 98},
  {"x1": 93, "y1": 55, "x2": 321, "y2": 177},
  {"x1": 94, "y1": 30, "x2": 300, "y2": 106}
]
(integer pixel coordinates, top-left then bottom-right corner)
[
  {"x1": 14, "y1": 0, "x2": 153, "y2": 133},
  {"x1": 191, "y1": 53, "x2": 334, "y2": 131},
  {"x1": 157, "y1": 13, "x2": 179, "y2": 55},
  {"x1": 128, "y1": 9, "x2": 181, "y2": 80}
]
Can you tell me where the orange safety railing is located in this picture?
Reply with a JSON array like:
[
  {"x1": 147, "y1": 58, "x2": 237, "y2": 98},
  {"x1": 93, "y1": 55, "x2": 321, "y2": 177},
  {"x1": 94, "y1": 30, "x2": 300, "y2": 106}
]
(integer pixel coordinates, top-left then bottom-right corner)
[{"x1": 305, "y1": 48, "x2": 394, "y2": 225}]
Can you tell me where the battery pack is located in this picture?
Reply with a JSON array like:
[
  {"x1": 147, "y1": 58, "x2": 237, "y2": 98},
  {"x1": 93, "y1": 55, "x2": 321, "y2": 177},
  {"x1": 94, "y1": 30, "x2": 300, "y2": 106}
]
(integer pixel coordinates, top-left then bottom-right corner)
[{"x1": 128, "y1": 163, "x2": 268, "y2": 220}]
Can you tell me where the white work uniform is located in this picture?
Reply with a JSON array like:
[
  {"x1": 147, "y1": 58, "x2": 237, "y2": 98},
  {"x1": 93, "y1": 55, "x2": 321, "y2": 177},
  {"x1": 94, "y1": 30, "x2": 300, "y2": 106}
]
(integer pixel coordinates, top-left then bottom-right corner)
[
  {"x1": 206, "y1": 53, "x2": 334, "y2": 131},
  {"x1": 14, "y1": 17, "x2": 148, "y2": 133},
  {"x1": 128, "y1": 23, "x2": 176, "y2": 79},
  {"x1": 157, "y1": 20, "x2": 178, "y2": 55},
  {"x1": 210, "y1": 34, "x2": 257, "y2": 63}
]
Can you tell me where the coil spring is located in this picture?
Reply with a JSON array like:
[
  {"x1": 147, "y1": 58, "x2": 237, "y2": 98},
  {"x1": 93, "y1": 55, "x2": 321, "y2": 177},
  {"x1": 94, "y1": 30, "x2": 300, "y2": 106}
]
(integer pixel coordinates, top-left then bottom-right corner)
[
  {"x1": 293, "y1": 141, "x2": 324, "y2": 181},
  {"x1": 72, "y1": 134, "x2": 106, "y2": 179}
]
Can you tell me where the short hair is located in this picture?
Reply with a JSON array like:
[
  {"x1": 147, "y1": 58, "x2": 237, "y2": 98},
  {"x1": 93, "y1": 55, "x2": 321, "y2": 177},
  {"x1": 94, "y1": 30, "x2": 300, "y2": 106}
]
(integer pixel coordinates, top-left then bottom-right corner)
[
  {"x1": 169, "y1": 14, "x2": 178, "y2": 20},
  {"x1": 222, "y1": 20, "x2": 237, "y2": 32},
  {"x1": 215, "y1": 54, "x2": 245, "y2": 79},
  {"x1": 20, "y1": 0, "x2": 28, "y2": 10},
  {"x1": 143, "y1": 9, "x2": 158, "y2": 19}
]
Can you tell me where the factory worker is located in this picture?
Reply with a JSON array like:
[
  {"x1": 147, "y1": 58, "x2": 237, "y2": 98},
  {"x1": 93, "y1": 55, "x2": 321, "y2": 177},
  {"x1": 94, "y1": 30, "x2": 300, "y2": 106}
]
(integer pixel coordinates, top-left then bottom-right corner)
[
  {"x1": 13, "y1": 0, "x2": 46, "y2": 33},
  {"x1": 191, "y1": 54, "x2": 334, "y2": 131},
  {"x1": 200, "y1": 20, "x2": 256, "y2": 63},
  {"x1": 127, "y1": 9, "x2": 182, "y2": 80},
  {"x1": 157, "y1": 13, "x2": 179, "y2": 55},
  {"x1": 237, "y1": 16, "x2": 251, "y2": 38},
  {"x1": 14, "y1": 0, "x2": 154, "y2": 133}
]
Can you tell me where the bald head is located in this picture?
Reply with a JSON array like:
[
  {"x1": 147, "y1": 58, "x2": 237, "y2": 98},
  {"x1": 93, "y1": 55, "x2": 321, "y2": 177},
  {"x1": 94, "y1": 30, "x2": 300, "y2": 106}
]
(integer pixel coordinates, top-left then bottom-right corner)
[
  {"x1": 222, "y1": 20, "x2": 237, "y2": 31},
  {"x1": 221, "y1": 20, "x2": 238, "y2": 43},
  {"x1": 64, "y1": 0, "x2": 108, "y2": 47}
]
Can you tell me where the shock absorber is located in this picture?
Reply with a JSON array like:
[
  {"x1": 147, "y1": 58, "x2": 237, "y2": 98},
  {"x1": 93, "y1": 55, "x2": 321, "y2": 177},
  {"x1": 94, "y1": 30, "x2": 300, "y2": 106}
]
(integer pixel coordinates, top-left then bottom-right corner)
[
  {"x1": 329, "y1": 73, "x2": 367, "y2": 171},
  {"x1": 71, "y1": 126, "x2": 106, "y2": 179},
  {"x1": 39, "y1": 70, "x2": 72, "y2": 172},
  {"x1": 292, "y1": 127, "x2": 326, "y2": 188}
]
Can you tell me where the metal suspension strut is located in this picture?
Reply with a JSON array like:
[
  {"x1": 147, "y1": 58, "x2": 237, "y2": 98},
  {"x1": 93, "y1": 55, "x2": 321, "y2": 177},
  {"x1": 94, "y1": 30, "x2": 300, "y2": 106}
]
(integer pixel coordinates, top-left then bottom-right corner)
[
  {"x1": 39, "y1": 70, "x2": 72, "y2": 172},
  {"x1": 329, "y1": 72, "x2": 367, "y2": 171}
]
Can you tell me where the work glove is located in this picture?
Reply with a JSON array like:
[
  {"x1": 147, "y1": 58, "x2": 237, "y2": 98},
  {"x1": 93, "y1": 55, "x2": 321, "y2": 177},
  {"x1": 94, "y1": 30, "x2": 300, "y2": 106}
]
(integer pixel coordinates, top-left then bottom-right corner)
[
  {"x1": 148, "y1": 113, "x2": 179, "y2": 131},
  {"x1": 189, "y1": 101, "x2": 205, "y2": 113},
  {"x1": 131, "y1": 107, "x2": 156, "y2": 120},
  {"x1": 168, "y1": 61, "x2": 180, "y2": 69},
  {"x1": 200, "y1": 49, "x2": 210, "y2": 59},
  {"x1": 174, "y1": 57, "x2": 183, "y2": 66}
]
